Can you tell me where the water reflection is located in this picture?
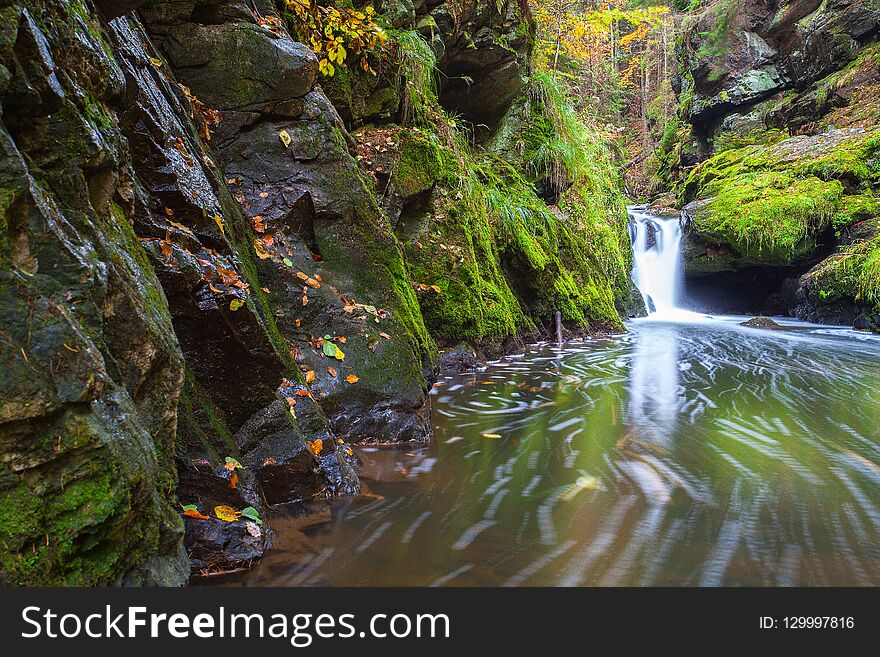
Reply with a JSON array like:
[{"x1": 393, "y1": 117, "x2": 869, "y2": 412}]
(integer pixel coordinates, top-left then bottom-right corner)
[
  {"x1": 219, "y1": 317, "x2": 880, "y2": 587},
  {"x1": 627, "y1": 321, "x2": 680, "y2": 436}
]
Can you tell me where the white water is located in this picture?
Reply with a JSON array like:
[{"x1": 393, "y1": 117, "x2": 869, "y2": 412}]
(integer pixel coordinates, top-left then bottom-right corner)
[{"x1": 629, "y1": 206, "x2": 700, "y2": 321}]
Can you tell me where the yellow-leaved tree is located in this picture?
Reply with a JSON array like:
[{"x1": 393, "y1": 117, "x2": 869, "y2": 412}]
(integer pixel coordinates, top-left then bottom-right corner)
[{"x1": 284, "y1": 0, "x2": 386, "y2": 76}]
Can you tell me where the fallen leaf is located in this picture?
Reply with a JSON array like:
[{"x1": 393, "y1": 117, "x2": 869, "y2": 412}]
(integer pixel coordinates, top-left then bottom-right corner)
[
  {"x1": 302, "y1": 295, "x2": 309, "y2": 306},
  {"x1": 224, "y1": 456, "x2": 242, "y2": 471},
  {"x1": 229, "y1": 298, "x2": 244, "y2": 311},
  {"x1": 481, "y1": 433, "x2": 502, "y2": 439},
  {"x1": 149, "y1": 56, "x2": 163, "y2": 67},
  {"x1": 283, "y1": 258, "x2": 293, "y2": 267},
  {"x1": 305, "y1": 370, "x2": 315, "y2": 384},
  {"x1": 182, "y1": 508, "x2": 210, "y2": 520},
  {"x1": 346, "y1": 374, "x2": 359, "y2": 384},
  {"x1": 430, "y1": 284, "x2": 442, "y2": 293},
  {"x1": 307, "y1": 439, "x2": 323, "y2": 455},
  {"x1": 305, "y1": 277, "x2": 320, "y2": 288},
  {"x1": 214, "y1": 505, "x2": 241, "y2": 522},
  {"x1": 229, "y1": 471, "x2": 238, "y2": 489},
  {"x1": 245, "y1": 521, "x2": 262, "y2": 538},
  {"x1": 262, "y1": 457, "x2": 277, "y2": 466},
  {"x1": 379, "y1": 332, "x2": 392, "y2": 340},
  {"x1": 254, "y1": 241, "x2": 272, "y2": 259},
  {"x1": 296, "y1": 271, "x2": 309, "y2": 280},
  {"x1": 241, "y1": 506, "x2": 262, "y2": 525},
  {"x1": 296, "y1": 389, "x2": 310, "y2": 397},
  {"x1": 279, "y1": 130, "x2": 292, "y2": 148},
  {"x1": 328, "y1": 366, "x2": 337, "y2": 377},
  {"x1": 213, "y1": 214, "x2": 225, "y2": 236}
]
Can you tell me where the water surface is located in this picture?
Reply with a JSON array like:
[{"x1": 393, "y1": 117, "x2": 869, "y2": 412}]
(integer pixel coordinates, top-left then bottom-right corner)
[{"x1": 227, "y1": 316, "x2": 880, "y2": 586}]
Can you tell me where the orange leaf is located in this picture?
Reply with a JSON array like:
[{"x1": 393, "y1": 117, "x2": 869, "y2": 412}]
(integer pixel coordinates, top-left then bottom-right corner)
[
  {"x1": 302, "y1": 295, "x2": 309, "y2": 306},
  {"x1": 182, "y1": 509, "x2": 210, "y2": 520},
  {"x1": 346, "y1": 374, "x2": 359, "y2": 384},
  {"x1": 296, "y1": 389, "x2": 310, "y2": 397},
  {"x1": 229, "y1": 471, "x2": 238, "y2": 489},
  {"x1": 327, "y1": 366, "x2": 337, "y2": 377},
  {"x1": 214, "y1": 505, "x2": 241, "y2": 522},
  {"x1": 307, "y1": 439, "x2": 323, "y2": 455},
  {"x1": 296, "y1": 271, "x2": 309, "y2": 280},
  {"x1": 305, "y1": 370, "x2": 315, "y2": 384}
]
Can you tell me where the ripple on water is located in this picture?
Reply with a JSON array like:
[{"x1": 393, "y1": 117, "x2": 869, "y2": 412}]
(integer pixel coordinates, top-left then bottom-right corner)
[{"x1": 220, "y1": 319, "x2": 880, "y2": 587}]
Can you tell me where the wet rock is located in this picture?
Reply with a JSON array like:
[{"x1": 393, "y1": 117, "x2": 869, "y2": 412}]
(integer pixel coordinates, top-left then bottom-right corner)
[
  {"x1": 0, "y1": 2, "x2": 188, "y2": 585},
  {"x1": 141, "y1": 2, "x2": 436, "y2": 447},
  {"x1": 439, "y1": 343, "x2": 482, "y2": 372},
  {"x1": 741, "y1": 316, "x2": 781, "y2": 328}
]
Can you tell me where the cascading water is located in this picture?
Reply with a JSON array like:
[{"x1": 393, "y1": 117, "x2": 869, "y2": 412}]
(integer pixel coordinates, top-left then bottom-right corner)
[{"x1": 628, "y1": 206, "x2": 687, "y2": 319}]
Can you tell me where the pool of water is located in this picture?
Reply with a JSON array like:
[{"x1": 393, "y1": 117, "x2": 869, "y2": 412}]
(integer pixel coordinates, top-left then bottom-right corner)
[{"x1": 223, "y1": 315, "x2": 880, "y2": 586}]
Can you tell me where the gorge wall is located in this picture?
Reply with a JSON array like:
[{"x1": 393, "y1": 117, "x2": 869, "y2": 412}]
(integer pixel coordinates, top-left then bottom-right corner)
[
  {"x1": 660, "y1": 0, "x2": 880, "y2": 329},
  {"x1": 0, "y1": 0, "x2": 635, "y2": 583}
]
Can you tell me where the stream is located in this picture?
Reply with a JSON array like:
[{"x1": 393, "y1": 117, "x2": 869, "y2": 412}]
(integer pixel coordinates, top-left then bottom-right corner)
[{"x1": 223, "y1": 209, "x2": 880, "y2": 587}]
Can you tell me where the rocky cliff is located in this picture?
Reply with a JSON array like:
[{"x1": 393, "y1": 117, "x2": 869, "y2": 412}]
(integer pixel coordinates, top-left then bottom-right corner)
[
  {"x1": 0, "y1": 0, "x2": 635, "y2": 583},
  {"x1": 663, "y1": 0, "x2": 880, "y2": 329}
]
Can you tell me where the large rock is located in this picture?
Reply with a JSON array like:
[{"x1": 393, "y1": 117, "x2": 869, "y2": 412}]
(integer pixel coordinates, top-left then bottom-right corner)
[
  {"x1": 678, "y1": 0, "x2": 880, "y2": 126},
  {"x1": 1, "y1": 3, "x2": 187, "y2": 585}
]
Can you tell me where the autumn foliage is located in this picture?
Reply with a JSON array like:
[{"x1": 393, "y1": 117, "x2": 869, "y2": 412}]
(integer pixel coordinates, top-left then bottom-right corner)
[{"x1": 285, "y1": 0, "x2": 386, "y2": 76}]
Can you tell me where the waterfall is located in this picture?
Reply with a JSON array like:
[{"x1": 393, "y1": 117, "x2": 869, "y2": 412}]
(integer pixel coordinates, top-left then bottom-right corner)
[{"x1": 628, "y1": 206, "x2": 686, "y2": 318}]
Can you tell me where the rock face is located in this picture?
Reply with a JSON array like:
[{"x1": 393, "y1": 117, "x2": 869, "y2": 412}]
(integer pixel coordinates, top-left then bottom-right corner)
[
  {"x1": 670, "y1": 0, "x2": 880, "y2": 330},
  {"x1": 324, "y1": 0, "x2": 533, "y2": 139}
]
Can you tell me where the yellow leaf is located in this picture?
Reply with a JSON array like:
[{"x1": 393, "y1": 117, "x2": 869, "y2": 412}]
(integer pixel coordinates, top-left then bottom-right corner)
[
  {"x1": 334, "y1": 345, "x2": 345, "y2": 361},
  {"x1": 305, "y1": 370, "x2": 315, "y2": 384},
  {"x1": 430, "y1": 284, "x2": 442, "y2": 293},
  {"x1": 279, "y1": 130, "x2": 292, "y2": 148},
  {"x1": 214, "y1": 505, "x2": 241, "y2": 522},
  {"x1": 254, "y1": 241, "x2": 271, "y2": 259},
  {"x1": 346, "y1": 374, "x2": 359, "y2": 384},
  {"x1": 213, "y1": 214, "x2": 225, "y2": 236},
  {"x1": 229, "y1": 298, "x2": 244, "y2": 311},
  {"x1": 481, "y1": 433, "x2": 502, "y2": 439},
  {"x1": 296, "y1": 271, "x2": 309, "y2": 280},
  {"x1": 308, "y1": 439, "x2": 323, "y2": 455},
  {"x1": 149, "y1": 56, "x2": 162, "y2": 67}
]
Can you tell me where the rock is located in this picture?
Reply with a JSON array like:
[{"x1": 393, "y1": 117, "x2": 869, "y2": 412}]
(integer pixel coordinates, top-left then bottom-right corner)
[
  {"x1": 740, "y1": 315, "x2": 781, "y2": 328},
  {"x1": 0, "y1": 2, "x2": 188, "y2": 584},
  {"x1": 435, "y1": 0, "x2": 533, "y2": 137},
  {"x1": 439, "y1": 343, "x2": 481, "y2": 372}
]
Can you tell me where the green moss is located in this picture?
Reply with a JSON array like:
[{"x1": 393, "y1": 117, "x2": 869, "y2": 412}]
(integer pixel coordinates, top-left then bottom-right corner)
[
  {"x1": 809, "y1": 232, "x2": 880, "y2": 311},
  {"x1": 394, "y1": 131, "x2": 449, "y2": 197},
  {"x1": 692, "y1": 171, "x2": 842, "y2": 261},
  {"x1": 832, "y1": 191, "x2": 880, "y2": 230}
]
